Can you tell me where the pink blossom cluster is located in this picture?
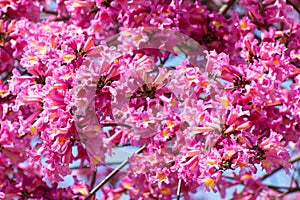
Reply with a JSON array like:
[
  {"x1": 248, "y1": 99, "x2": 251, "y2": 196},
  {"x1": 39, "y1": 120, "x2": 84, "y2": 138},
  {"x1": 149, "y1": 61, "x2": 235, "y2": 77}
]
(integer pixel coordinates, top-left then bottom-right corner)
[{"x1": 1, "y1": 0, "x2": 300, "y2": 199}]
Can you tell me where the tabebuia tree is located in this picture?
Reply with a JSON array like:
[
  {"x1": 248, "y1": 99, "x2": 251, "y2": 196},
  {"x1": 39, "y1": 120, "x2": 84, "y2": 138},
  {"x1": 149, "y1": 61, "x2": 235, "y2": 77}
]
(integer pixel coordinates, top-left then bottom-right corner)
[{"x1": 1, "y1": 0, "x2": 300, "y2": 199}]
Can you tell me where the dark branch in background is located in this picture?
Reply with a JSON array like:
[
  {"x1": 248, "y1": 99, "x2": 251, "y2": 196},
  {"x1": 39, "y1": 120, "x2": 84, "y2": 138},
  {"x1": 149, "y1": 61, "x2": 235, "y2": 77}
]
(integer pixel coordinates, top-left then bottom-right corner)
[
  {"x1": 264, "y1": 155, "x2": 300, "y2": 197},
  {"x1": 54, "y1": 16, "x2": 71, "y2": 22},
  {"x1": 176, "y1": 179, "x2": 182, "y2": 200},
  {"x1": 69, "y1": 160, "x2": 132, "y2": 170},
  {"x1": 267, "y1": 185, "x2": 300, "y2": 191},
  {"x1": 69, "y1": 165, "x2": 91, "y2": 170},
  {"x1": 90, "y1": 170, "x2": 97, "y2": 190},
  {"x1": 159, "y1": 52, "x2": 170, "y2": 66},
  {"x1": 42, "y1": 8, "x2": 58, "y2": 15},
  {"x1": 267, "y1": 185, "x2": 300, "y2": 197},
  {"x1": 42, "y1": 7, "x2": 70, "y2": 21},
  {"x1": 225, "y1": 154, "x2": 300, "y2": 199},
  {"x1": 201, "y1": 0, "x2": 219, "y2": 12},
  {"x1": 288, "y1": 160, "x2": 299, "y2": 191},
  {"x1": 99, "y1": 122, "x2": 132, "y2": 129},
  {"x1": 84, "y1": 145, "x2": 146, "y2": 200},
  {"x1": 1, "y1": 71, "x2": 13, "y2": 83},
  {"x1": 150, "y1": 52, "x2": 171, "y2": 74},
  {"x1": 262, "y1": 154, "x2": 300, "y2": 181},
  {"x1": 218, "y1": 0, "x2": 237, "y2": 15},
  {"x1": 286, "y1": 0, "x2": 300, "y2": 15}
]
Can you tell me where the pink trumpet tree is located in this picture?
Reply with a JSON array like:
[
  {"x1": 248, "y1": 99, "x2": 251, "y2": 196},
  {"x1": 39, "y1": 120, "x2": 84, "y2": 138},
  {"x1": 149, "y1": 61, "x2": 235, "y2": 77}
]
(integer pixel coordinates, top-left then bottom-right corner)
[{"x1": 1, "y1": 0, "x2": 300, "y2": 199}]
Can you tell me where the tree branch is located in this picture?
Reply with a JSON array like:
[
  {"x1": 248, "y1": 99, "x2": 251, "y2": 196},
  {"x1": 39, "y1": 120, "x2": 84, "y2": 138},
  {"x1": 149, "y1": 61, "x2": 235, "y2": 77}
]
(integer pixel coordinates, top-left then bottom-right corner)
[
  {"x1": 176, "y1": 179, "x2": 182, "y2": 200},
  {"x1": 262, "y1": 154, "x2": 300, "y2": 181},
  {"x1": 218, "y1": 0, "x2": 237, "y2": 15},
  {"x1": 225, "y1": 154, "x2": 300, "y2": 199},
  {"x1": 90, "y1": 170, "x2": 97, "y2": 189},
  {"x1": 267, "y1": 184, "x2": 300, "y2": 197},
  {"x1": 42, "y1": 8, "x2": 58, "y2": 16},
  {"x1": 84, "y1": 145, "x2": 146, "y2": 200},
  {"x1": 100, "y1": 122, "x2": 132, "y2": 129}
]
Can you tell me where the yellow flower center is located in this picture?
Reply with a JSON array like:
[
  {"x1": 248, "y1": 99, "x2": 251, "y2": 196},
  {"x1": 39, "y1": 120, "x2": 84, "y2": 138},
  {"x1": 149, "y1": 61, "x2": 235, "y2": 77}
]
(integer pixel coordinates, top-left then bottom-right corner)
[
  {"x1": 213, "y1": 21, "x2": 223, "y2": 27},
  {"x1": 160, "y1": 187, "x2": 171, "y2": 195},
  {"x1": 204, "y1": 177, "x2": 215, "y2": 188},
  {"x1": 157, "y1": 173, "x2": 167, "y2": 181}
]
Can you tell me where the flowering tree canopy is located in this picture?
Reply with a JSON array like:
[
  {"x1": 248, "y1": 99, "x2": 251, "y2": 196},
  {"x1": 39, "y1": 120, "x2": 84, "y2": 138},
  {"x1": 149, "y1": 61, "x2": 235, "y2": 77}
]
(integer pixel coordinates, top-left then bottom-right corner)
[{"x1": 1, "y1": 0, "x2": 300, "y2": 199}]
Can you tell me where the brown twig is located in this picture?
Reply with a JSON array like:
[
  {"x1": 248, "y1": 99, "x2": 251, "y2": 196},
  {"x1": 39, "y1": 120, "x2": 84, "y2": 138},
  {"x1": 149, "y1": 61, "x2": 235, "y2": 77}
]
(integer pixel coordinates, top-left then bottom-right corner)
[
  {"x1": 176, "y1": 179, "x2": 182, "y2": 200},
  {"x1": 42, "y1": 8, "x2": 58, "y2": 16},
  {"x1": 90, "y1": 170, "x2": 97, "y2": 189},
  {"x1": 267, "y1": 184, "x2": 300, "y2": 197},
  {"x1": 262, "y1": 154, "x2": 300, "y2": 181},
  {"x1": 84, "y1": 145, "x2": 146, "y2": 200},
  {"x1": 99, "y1": 122, "x2": 132, "y2": 129},
  {"x1": 218, "y1": 0, "x2": 237, "y2": 15},
  {"x1": 225, "y1": 154, "x2": 300, "y2": 199},
  {"x1": 42, "y1": 7, "x2": 71, "y2": 22}
]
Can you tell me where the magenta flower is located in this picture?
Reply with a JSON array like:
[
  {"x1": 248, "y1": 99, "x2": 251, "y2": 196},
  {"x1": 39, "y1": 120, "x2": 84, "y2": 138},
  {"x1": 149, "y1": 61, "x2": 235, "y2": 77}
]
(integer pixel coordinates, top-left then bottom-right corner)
[{"x1": 1, "y1": 0, "x2": 300, "y2": 199}]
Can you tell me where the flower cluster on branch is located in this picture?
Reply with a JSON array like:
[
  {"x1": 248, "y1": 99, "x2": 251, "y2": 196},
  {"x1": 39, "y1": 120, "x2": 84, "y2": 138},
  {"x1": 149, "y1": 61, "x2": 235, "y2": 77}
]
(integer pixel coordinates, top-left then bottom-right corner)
[{"x1": 0, "y1": 0, "x2": 300, "y2": 199}]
